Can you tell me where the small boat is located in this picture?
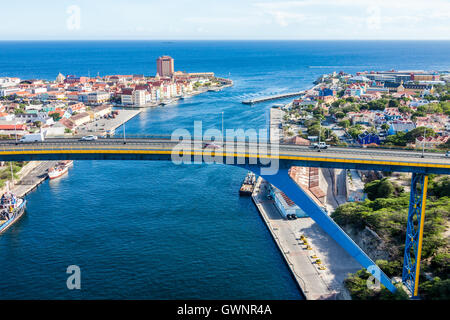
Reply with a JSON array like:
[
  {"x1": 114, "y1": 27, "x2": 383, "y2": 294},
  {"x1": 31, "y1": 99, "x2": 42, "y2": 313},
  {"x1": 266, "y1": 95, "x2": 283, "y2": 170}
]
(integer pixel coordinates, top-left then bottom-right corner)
[
  {"x1": 48, "y1": 160, "x2": 73, "y2": 179},
  {"x1": 239, "y1": 172, "x2": 256, "y2": 196},
  {"x1": 180, "y1": 94, "x2": 192, "y2": 100},
  {"x1": 0, "y1": 186, "x2": 26, "y2": 235},
  {"x1": 160, "y1": 99, "x2": 174, "y2": 106}
]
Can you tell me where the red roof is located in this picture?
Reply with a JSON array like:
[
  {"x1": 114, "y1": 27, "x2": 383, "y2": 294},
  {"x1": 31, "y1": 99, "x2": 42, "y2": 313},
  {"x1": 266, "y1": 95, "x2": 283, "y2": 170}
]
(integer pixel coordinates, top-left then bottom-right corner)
[{"x1": 0, "y1": 124, "x2": 27, "y2": 130}]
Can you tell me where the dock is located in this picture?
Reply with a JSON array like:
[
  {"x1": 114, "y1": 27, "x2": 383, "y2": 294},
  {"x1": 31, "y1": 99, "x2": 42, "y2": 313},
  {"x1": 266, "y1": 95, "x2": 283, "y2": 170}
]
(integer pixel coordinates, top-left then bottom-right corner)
[
  {"x1": 242, "y1": 91, "x2": 304, "y2": 105},
  {"x1": 251, "y1": 177, "x2": 360, "y2": 300},
  {"x1": 76, "y1": 109, "x2": 142, "y2": 137},
  {"x1": 12, "y1": 161, "x2": 58, "y2": 197}
]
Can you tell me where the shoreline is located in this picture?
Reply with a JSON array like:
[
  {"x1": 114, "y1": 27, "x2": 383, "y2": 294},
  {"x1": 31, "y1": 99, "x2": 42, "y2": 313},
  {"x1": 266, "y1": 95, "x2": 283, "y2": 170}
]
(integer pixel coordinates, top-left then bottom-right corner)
[{"x1": 251, "y1": 177, "x2": 359, "y2": 300}]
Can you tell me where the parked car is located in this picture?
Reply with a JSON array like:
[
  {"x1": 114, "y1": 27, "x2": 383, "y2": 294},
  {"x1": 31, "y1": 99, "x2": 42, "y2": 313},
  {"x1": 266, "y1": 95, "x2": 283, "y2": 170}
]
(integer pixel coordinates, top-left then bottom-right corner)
[{"x1": 80, "y1": 135, "x2": 98, "y2": 141}]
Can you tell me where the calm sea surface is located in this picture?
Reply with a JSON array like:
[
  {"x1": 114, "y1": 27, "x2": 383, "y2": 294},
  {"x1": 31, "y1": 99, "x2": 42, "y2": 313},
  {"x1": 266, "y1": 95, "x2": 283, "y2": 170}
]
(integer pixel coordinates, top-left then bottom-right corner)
[{"x1": 0, "y1": 41, "x2": 449, "y2": 299}]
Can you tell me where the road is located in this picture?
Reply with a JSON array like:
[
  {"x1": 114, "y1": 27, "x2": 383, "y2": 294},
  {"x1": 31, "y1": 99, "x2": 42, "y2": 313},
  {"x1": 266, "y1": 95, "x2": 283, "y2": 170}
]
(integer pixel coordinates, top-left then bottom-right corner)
[
  {"x1": 0, "y1": 138, "x2": 448, "y2": 174},
  {"x1": 252, "y1": 177, "x2": 360, "y2": 300}
]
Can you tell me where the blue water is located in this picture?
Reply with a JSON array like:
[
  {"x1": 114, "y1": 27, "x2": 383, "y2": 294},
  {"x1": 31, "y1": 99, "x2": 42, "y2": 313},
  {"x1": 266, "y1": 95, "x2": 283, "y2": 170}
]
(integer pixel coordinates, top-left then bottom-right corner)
[{"x1": 0, "y1": 41, "x2": 449, "y2": 299}]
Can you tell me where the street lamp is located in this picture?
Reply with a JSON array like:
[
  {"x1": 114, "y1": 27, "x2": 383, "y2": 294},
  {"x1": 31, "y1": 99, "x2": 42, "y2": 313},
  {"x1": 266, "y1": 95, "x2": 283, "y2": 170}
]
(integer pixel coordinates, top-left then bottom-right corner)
[
  {"x1": 318, "y1": 119, "x2": 322, "y2": 152},
  {"x1": 221, "y1": 111, "x2": 224, "y2": 142},
  {"x1": 123, "y1": 122, "x2": 126, "y2": 144},
  {"x1": 14, "y1": 122, "x2": 17, "y2": 144},
  {"x1": 421, "y1": 126, "x2": 426, "y2": 158}
]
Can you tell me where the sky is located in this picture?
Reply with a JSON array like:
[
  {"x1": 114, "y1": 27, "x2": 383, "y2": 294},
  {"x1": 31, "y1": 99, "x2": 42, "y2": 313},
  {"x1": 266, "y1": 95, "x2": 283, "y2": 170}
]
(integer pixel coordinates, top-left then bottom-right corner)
[{"x1": 1, "y1": 0, "x2": 449, "y2": 40}]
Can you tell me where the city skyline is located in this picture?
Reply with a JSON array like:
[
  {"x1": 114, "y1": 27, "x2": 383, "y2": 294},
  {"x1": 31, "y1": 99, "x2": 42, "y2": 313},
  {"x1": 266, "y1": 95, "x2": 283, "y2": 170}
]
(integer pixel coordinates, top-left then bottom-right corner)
[{"x1": 1, "y1": 0, "x2": 449, "y2": 41}]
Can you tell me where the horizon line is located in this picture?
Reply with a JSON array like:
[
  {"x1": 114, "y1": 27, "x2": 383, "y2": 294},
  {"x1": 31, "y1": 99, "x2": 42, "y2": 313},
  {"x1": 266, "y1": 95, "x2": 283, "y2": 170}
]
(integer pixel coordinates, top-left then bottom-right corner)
[{"x1": 0, "y1": 39, "x2": 450, "y2": 42}]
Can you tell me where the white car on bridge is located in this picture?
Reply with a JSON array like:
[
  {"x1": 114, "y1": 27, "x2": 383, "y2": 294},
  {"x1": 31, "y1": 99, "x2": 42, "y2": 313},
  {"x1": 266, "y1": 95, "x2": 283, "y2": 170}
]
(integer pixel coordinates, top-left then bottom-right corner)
[{"x1": 80, "y1": 135, "x2": 98, "y2": 141}]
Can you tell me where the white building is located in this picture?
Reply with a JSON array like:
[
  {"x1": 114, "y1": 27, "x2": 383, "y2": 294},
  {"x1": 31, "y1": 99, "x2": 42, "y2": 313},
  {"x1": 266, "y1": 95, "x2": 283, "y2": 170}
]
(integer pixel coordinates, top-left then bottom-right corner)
[
  {"x1": 32, "y1": 87, "x2": 47, "y2": 94},
  {"x1": 121, "y1": 94, "x2": 133, "y2": 105},
  {"x1": 87, "y1": 91, "x2": 110, "y2": 104},
  {"x1": 0, "y1": 87, "x2": 20, "y2": 97},
  {"x1": 133, "y1": 90, "x2": 147, "y2": 106},
  {"x1": 0, "y1": 77, "x2": 21, "y2": 88}
]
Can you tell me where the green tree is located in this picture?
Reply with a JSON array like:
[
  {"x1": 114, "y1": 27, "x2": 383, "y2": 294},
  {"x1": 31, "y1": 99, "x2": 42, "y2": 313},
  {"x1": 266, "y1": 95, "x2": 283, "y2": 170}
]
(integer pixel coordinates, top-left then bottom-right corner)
[
  {"x1": 367, "y1": 99, "x2": 387, "y2": 111},
  {"x1": 338, "y1": 119, "x2": 350, "y2": 129},
  {"x1": 421, "y1": 278, "x2": 450, "y2": 300},
  {"x1": 429, "y1": 176, "x2": 450, "y2": 198},
  {"x1": 404, "y1": 127, "x2": 435, "y2": 143},
  {"x1": 385, "y1": 132, "x2": 407, "y2": 146},
  {"x1": 347, "y1": 125, "x2": 363, "y2": 139},
  {"x1": 364, "y1": 178, "x2": 395, "y2": 200},
  {"x1": 335, "y1": 111, "x2": 345, "y2": 119},
  {"x1": 388, "y1": 99, "x2": 400, "y2": 108},
  {"x1": 49, "y1": 112, "x2": 62, "y2": 122},
  {"x1": 399, "y1": 106, "x2": 412, "y2": 114}
]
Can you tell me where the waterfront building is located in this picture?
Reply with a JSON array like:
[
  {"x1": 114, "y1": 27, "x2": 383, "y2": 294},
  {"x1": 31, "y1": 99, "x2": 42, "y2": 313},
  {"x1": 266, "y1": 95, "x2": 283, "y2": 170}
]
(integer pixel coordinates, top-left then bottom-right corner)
[
  {"x1": 87, "y1": 91, "x2": 110, "y2": 104},
  {"x1": 92, "y1": 105, "x2": 112, "y2": 119},
  {"x1": 133, "y1": 90, "x2": 147, "y2": 106},
  {"x1": 348, "y1": 75, "x2": 370, "y2": 83},
  {"x1": 156, "y1": 56, "x2": 175, "y2": 77},
  {"x1": 269, "y1": 185, "x2": 308, "y2": 218},
  {"x1": 69, "y1": 112, "x2": 91, "y2": 127},
  {"x1": 292, "y1": 99, "x2": 318, "y2": 108}
]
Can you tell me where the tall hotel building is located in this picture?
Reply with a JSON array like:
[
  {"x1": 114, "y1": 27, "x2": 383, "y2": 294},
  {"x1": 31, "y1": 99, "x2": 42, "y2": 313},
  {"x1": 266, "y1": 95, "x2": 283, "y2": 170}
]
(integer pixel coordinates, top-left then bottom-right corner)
[{"x1": 156, "y1": 56, "x2": 175, "y2": 77}]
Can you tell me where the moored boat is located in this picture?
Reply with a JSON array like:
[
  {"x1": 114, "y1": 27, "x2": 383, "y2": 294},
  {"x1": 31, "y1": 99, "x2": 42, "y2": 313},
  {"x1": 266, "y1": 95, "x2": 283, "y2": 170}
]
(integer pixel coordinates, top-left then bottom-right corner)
[
  {"x1": 48, "y1": 160, "x2": 73, "y2": 179},
  {"x1": 239, "y1": 172, "x2": 256, "y2": 196},
  {"x1": 0, "y1": 187, "x2": 26, "y2": 235}
]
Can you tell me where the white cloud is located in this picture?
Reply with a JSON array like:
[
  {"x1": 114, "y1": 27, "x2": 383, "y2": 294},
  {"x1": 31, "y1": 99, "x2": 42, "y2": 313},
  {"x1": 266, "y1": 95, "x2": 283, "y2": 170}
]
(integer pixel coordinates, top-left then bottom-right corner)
[{"x1": 252, "y1": 0, "x2": 450, "y2": 38}]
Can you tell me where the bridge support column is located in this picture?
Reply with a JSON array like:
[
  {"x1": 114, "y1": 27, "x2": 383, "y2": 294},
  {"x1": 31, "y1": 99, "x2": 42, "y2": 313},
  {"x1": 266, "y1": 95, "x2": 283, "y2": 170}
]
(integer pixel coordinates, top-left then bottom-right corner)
[
  {"x1": 242, "y1": 166, "x2": 397, "y2": 293},
  {"x1": 402, "y1": 173, "x2": 428, "y2": 298}
]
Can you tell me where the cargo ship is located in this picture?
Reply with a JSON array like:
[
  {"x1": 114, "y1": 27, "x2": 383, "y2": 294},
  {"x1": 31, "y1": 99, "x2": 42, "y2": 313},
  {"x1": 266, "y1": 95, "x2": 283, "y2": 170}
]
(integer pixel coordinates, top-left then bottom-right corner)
[
  {"x1": 48, "y1": 160, "x2": 73, "y2": 180},
  {"x1": 0, "y1": 186, "x2": 27, "y2": 235},
  {"x1": 239, "y1": 172, "x2": 256, "y2": 196}
]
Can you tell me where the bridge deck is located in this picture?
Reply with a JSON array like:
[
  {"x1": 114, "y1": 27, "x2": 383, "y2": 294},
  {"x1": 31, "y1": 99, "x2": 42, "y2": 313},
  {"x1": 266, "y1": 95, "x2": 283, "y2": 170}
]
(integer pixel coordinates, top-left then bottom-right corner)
[{"x1": 0, "y1": 139, "x2": 448, "y2": 174}]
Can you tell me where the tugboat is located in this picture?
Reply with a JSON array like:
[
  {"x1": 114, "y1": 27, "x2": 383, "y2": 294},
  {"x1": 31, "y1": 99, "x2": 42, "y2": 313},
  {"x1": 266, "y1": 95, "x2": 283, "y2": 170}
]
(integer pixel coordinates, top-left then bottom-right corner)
[
  {"x1": 239, "y1": 172, "x2": 256, "y2": 196},
  {"x1": 0, "y1": 183, "x2": 27, "y2": 235},
  {"x1": 48, "y1": 160, "x2": 73, "y2": 180}
]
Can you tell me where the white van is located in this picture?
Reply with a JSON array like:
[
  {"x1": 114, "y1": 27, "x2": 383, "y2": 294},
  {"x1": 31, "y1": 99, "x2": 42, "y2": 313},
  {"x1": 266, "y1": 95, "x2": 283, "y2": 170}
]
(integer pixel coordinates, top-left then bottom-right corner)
[{"x1": 19, "y1": 132, "x2": 45, "y2": 143}]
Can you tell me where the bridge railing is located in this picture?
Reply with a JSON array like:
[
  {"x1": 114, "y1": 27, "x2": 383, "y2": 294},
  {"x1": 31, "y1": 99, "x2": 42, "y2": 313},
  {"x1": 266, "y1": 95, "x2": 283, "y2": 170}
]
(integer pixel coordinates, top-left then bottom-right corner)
[{"x1": 0, "y1": 136, "x2": 448, "y2": 156}]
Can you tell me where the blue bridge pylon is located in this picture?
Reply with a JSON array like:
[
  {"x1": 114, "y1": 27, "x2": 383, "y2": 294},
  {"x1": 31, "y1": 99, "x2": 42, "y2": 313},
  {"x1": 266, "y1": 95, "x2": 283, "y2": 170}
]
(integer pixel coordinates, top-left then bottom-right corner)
[{"x1": 402, "y1": 173, "x2": 429, "y2": 297}]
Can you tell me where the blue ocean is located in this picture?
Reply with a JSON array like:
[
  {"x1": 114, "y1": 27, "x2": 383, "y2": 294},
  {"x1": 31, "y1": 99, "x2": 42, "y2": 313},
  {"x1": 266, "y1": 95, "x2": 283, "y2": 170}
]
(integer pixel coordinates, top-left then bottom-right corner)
[{"x1": 0, "y1": 41, "x2": 449, "y2": 299}]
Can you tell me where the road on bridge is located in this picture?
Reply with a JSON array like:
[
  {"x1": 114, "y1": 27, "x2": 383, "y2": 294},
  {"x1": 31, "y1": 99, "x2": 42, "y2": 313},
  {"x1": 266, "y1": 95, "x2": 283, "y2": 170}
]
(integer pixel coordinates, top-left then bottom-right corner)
[{"x1": 0, "y1": 138, "x2": 449, "y2": 174}]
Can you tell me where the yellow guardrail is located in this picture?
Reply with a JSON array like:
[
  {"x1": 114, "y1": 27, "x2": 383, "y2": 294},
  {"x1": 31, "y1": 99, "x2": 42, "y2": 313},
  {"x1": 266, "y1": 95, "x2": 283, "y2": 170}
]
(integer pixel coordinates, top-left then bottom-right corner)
[{"x1": 1, "y1": 143, "x2": 449, "y2": 171}]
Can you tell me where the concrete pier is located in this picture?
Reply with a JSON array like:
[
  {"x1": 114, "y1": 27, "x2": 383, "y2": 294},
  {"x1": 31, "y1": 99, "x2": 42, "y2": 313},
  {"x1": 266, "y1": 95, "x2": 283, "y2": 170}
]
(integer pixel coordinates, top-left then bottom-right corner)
[
  {"x1": 76, "y1": 109, "x2": 142, "y2": 137},
  {"x1": 242, "y1": 91, "x2": 305, "y2": 105},
  {"x1": 10, "y1": 161, "x2": 58, "y2": 197},
  {"x1": 251, "y1": 177, "x2": 360, "y2": 300}
]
